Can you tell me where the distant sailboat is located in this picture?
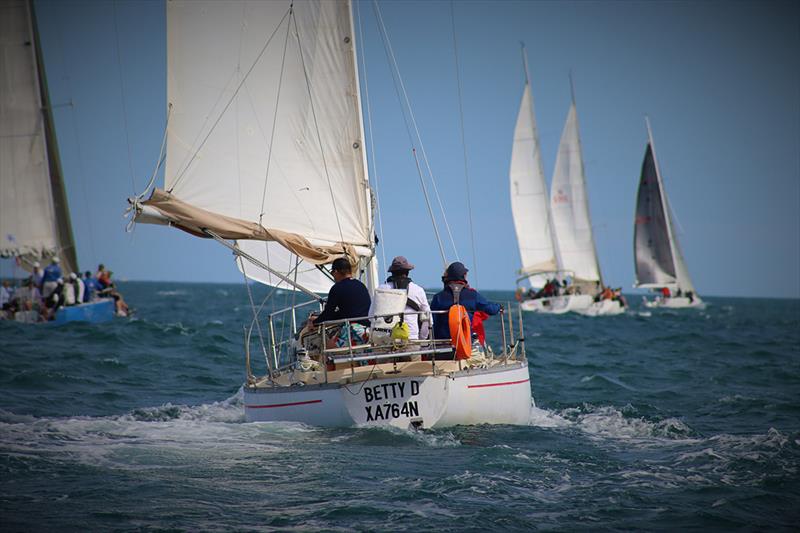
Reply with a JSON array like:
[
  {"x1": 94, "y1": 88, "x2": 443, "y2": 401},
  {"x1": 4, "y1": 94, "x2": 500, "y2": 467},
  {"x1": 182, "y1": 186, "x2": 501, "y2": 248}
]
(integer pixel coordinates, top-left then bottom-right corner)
[
  {"x1": 509, "y1": 48, "x2": 591, "y2": 314},
  {"x1": 633, "y1": 118, "x2": 703, "y2": 308},
  {"x1": 131, "y1": 0, "x2": 532, "y2": 428},
  {"x1": 0, "y1": 0, "x2": 114, "y2": 324},
  {"x1": 550, "y1": 89, "x2": 624, "y2": 317}
]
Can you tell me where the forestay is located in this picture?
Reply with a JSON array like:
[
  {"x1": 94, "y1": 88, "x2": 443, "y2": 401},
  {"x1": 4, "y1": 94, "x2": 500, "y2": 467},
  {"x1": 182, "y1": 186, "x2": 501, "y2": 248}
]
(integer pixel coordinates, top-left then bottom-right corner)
[
  {"x1": 0, "y1": 0, "x2": 77, "y2": 273},
  {"x1": 549, "y1": 102, "x2": 601, "y2": 284},
  {"x1": 509, "y1": 82, "x2": 557, "y2": 283},
  {"x1": 142, "y1": 0, "x2": 372, "y2": 290}
]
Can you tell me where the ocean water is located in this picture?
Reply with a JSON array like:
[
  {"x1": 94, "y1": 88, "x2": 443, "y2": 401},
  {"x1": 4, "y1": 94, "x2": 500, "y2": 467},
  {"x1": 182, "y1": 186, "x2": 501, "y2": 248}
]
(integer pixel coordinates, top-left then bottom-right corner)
[{"x1": 1, "y1": 281, "x2": 798, "y2": 531}]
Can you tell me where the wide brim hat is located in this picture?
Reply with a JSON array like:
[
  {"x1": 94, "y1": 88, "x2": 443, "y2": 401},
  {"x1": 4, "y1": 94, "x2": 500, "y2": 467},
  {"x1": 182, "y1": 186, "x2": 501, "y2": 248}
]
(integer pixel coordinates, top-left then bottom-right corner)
[
  {"x1": 388, "y1": 256, "x2": 415, "y2": 272},
  {"x1": 445, "y1": 261, "x2": 468, "y2": 281}
]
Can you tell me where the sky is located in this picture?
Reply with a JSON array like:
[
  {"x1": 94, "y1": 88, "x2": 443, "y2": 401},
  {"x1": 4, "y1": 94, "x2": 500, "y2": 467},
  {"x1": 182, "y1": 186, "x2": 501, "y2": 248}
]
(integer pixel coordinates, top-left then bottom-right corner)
[{"x1": 23, "y1": 0, "x2": 800, "y2": 298}]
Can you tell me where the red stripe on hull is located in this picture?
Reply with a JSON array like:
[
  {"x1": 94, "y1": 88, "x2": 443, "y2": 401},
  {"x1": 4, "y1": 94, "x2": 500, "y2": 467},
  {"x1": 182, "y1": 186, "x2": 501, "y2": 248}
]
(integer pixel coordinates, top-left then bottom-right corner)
[
  {"x1": 467, "y1": 378, "x2": 530, "y2": 389},
  {"x1": 246, "y1": 399, "x2": 323, "y2": 409}
]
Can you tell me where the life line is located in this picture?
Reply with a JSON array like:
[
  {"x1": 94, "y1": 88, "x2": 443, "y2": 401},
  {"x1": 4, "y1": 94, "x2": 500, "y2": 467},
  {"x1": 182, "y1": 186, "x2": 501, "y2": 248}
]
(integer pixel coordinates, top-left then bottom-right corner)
[{"x1": 448, "y1": 304, "x2": 471, "y2": 360}]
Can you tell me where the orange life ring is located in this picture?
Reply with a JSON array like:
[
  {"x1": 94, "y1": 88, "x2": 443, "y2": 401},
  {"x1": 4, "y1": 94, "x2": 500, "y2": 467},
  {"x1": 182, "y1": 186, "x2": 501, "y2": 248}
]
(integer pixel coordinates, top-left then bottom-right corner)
[{"x1": 448, "y1": 304, "x2": 472, "y2": 360}]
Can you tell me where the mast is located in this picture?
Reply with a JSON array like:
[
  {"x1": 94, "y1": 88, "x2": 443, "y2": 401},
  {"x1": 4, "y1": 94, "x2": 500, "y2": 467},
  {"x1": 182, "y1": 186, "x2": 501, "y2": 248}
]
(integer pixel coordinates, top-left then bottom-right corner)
[
  {"x1": 644, "y1": 116, "x2": 678, "y2": 285},
  {"x1": 521, "y1": 43, "x2": 562, "y2": 274},
  {"x1": 29, "y1": 0, "x2": 78, "y2": 274}
]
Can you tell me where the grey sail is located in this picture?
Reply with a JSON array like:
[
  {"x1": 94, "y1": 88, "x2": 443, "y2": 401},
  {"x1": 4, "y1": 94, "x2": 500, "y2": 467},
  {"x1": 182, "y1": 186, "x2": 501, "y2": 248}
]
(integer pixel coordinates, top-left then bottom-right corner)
[
  {"x1": 633, "y1": 143, "x2": 676, "y2": 287},
  {"x1": 0, "y1": 0, "x2": 78, "y2": 274}
]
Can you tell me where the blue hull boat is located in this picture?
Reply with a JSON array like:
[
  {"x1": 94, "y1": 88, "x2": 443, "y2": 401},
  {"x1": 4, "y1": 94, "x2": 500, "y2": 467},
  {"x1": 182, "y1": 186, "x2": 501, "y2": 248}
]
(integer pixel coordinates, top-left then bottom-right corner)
[{"x1": 51, "y1": 299, "x2": 115, "y2": 325}]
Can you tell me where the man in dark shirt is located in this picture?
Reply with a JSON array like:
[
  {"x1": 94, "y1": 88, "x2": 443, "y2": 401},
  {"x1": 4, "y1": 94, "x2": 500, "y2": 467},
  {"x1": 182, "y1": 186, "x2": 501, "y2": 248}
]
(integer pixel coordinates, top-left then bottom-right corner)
[
  {"x1": 309, "y1": 258, "x2": 371, "y2": 350},
  {"x1": 430, "y1": 261, "x2": 502, "y2": 341}
]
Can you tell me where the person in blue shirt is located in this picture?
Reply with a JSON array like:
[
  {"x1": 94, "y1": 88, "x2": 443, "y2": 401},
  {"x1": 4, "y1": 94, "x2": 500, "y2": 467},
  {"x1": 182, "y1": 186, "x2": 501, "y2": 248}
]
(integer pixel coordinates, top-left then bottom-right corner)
[
  {"x1": 41, "y1": 257, "x2": 62, "y2": 298},
  {"x1": 308, "y1": 257, "x2": 371, "y2": 348},
  {"x1": 83, "y1": 271, "x2": 100, "y2": 302},
  {"x1": 430, "y1": 261, "x2": 502, "y2": 341}
]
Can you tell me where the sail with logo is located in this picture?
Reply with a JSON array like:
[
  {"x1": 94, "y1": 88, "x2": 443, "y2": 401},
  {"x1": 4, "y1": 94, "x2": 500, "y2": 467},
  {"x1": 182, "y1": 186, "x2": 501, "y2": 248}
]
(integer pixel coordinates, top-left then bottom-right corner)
[
  {"x1": 0, "y1": 0, "x2": 114, "y2": 324},
  {"x1": 130, "y1": 0, "x2": 533, "y2": 428},
  {"x1": 548, "y1": 89, "x2": 624, "y2": 316},
  {"x1": 633, "y1": 117, "x2": 703, "y2": 308}
]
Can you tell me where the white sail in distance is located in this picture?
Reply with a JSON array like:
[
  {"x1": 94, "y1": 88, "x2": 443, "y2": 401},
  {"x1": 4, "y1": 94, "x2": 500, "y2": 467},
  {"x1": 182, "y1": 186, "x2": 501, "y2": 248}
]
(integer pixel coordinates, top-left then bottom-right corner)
[
  {"x1": 0, "y1": 0, "x2": 77, "y2": 273},
  {"x1": 509, "y1": 81, "x2": 558, "y2": 285},
  {"x1": 143, "y1": 0, "x2": 373, "y2": 291},
  {"x1": 549, "y1": 102, "x2": 601, "y2": 284}
]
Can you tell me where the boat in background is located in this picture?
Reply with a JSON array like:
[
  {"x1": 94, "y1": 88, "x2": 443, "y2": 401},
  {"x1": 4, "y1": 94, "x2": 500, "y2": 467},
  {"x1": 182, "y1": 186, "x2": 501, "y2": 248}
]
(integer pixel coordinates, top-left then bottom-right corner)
[
  {"x1": 509, "y1": 47, "x2": 590, "y2": 314},
  {"x1": 0, "y1": 0, "x2": 114, "y2": 324},
  {"x1": 633, "y1": 118, "x2": 704, "y2": 309},
  {"x1": 550, "y1": 87, "x2": 624, "y2": 317},
  {"x1": 131, "y1": 0, "x2": 532, "y2": 429}
]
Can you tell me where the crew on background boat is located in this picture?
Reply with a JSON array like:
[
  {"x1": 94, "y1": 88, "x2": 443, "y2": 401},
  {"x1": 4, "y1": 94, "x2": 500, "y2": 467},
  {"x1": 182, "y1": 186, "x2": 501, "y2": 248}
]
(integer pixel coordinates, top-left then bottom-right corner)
[
  {"x1": 31, "y1": 262, "x2": 44, "y2": 288},
  {"x1": 83, "y1": 271, "x2": 100, "y2": 302},
  {"x1": 430, "y1": 261, "x2": 502, "y2": 343},
  {"x1": 41, "y1": 257, "x2": 62, "y2": 298},
  {"x1": 309, "y1": 257, "x2": 371, "y2": 349},
  {"x1": 370, "y1": 255, "x2": 431, "y2": 341},
  {"x1": 96, "y1": 264, "x2": 111, "y2": 289},
  {"x1": 74, "y1": 272, "x2": 85, "y2": 303}
]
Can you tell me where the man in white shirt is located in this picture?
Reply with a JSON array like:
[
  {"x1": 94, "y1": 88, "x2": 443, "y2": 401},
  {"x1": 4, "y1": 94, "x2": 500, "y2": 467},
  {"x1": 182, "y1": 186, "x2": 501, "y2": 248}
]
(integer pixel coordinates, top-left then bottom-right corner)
[{"x1": 372, "y1": 256, "x2": 431, "y2": 341}]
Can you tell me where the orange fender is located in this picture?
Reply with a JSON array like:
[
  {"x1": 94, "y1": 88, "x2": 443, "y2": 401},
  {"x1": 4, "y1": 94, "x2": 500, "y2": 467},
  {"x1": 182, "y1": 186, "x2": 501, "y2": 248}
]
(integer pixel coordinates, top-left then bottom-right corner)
[{"x1": 448, "y1": 304, "x2": 472, "y2": 360}]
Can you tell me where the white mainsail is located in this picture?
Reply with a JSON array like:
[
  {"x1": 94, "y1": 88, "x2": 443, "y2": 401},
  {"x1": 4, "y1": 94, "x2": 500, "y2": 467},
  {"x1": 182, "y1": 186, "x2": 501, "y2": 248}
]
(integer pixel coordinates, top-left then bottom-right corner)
[
  {"x1": 509, "y1": 80, "x2": 558, "y2": 285},
  {"x1": 0, "y1": 0, "x2": 77, "y2": 273},
  {"x1": 549, "y1": 102, "x2": 601, "y2": 285},
  {"x1": 141, "y1": 0, "x2": 373, "y2": 291}
]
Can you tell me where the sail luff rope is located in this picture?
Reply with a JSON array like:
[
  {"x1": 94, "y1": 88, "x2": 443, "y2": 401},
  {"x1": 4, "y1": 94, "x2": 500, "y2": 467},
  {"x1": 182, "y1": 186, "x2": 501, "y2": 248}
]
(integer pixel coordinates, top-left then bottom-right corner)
[
  {"x1": 291, "y1": 8, "x2": 346, "y2": 245},
  {"x1": 449, "y1": 1, "x2": 477, "y2": 282},
  {"x1": 112, "y1": 0, "x2": 137, "y2": 197},
  {"x1": 168, "y1": 7, "x2": 292, "y2": 194},
  {"x1": 355, "y1": 0, "x2": 386, "y2": 275},
  {"x1": 258, "y1": 6, "x2": 293, "y2": 221},
  {"x1": 372, "y1": 0, "x2": 459, "y2": 261},
  {"x1": 414, "y1": 148, "x2": 447, "y2": 268}
]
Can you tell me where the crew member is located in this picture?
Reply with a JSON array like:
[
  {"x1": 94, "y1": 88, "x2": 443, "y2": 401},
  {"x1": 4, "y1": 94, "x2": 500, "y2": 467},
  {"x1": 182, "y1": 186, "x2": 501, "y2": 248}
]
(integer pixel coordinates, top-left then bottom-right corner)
[
  {"x1": 430, "y1": 262, "x2": 501, "y2": 341},
  {"x1": 371, "y1": 255, "x2": 431, "y2": 341},
  {"x1": 309, "y1": 257, "x2": 371, "y2": 348}
]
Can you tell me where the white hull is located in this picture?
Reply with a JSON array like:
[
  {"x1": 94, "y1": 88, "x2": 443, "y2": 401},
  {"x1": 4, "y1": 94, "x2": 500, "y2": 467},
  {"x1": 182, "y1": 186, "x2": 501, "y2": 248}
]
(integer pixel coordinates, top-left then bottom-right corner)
[
  {"x1": 519, "y1": 293, "x2": 592, "y2": 314},
  {"x1": 574, "y1": 299, "x2": 625, "y2": 316},
  {"x1": 243, "y1": 361, "x2": 532, "y2": 429},
  {"x1": 643, "y1": 296, "x2": 705, "y2": 309}
]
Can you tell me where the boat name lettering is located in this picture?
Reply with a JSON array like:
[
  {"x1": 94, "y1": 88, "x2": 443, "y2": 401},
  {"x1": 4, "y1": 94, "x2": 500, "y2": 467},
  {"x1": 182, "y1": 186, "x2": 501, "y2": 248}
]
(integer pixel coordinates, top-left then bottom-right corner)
[
  {"x1": 363, "y1": 380, "x2": 419, "y2": 403},
  {"x1": 365, "y1": 401, "x2": 420, "y2": 422}
]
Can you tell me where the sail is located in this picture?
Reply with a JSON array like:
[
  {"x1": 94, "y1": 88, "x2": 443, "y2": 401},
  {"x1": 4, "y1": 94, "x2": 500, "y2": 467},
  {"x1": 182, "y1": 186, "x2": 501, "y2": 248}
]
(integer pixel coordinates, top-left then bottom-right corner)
[
  {"x1": 509, "y1": 82, "x2": 557, "y2": 281},
  {"x1": 0, "y1": 0, "x2": 77, "y2": 273},
  {"x1": 549, "y1": 102, "x2": 601, "y2": 284},
  {"x1": 665, "y1": 196, "x2": 697, "y2": 294},
  {"x1": 141, "y1": 0, "x2": 372, "y2": 289},
  {"x1": 633, "y1": 143, "x2": 676, "y2": 287}
]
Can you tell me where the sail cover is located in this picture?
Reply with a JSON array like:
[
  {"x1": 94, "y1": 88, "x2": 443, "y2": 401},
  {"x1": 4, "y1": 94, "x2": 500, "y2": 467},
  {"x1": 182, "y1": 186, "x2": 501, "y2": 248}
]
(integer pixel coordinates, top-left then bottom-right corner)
[
  {"x1": 633, "y1": 143, "x2": 676, "y2": 287},
  {"x1": 509, "y1": 83, "x2": 557, "y2": 282},
  {"x1": 143, "y1": 0, "x2": 372, "y2": 289},
  {"x1": 0, "y1": 0, "x2": 77, "y2": 273},
  {"x1": 549, "y1": 103, "x2": 600, "y2": 284}
]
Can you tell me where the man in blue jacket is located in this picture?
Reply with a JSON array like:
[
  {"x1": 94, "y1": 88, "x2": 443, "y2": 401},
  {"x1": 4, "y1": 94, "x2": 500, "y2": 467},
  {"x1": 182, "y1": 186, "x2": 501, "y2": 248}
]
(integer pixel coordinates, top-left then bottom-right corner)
[
  {"x1": 309, "y1": 257, "x2": 371, "y2": 348},
  {"x1": 430, "y1": 261, "x2": 502, "y2": 341}
]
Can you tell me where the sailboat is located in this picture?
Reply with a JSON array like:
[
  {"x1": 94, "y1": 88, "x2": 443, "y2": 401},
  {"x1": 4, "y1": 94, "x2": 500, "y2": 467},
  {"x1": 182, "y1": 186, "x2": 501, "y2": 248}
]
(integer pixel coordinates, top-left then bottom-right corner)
[
  {"x1": 633, "y1": 118, "x2": 704, "y2": 309},
  {"x1": 550, "y1": 88, "x2": 624, "y2": 317},
  {"x1": 130, "y1": 0, "x2": 532, "y2": 428},
  {"x1": 509, "y1": 49, "x2": 590, "y2": 314},
  {"x1": 0, "y1": 0, "x2": 115, "y2": 324}
]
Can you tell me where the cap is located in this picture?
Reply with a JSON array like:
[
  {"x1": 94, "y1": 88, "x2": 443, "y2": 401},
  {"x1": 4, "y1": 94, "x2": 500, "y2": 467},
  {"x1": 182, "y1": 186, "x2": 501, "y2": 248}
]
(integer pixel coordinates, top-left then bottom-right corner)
[
  {"x1": 445, "y1": 261, "x2": 468, "y2": 281},
  {"x1": 52, "y1": 257, "x2": 60, "y2": 263},
  {"x1": 57, "y1": 277, "x2": 64, "y2": 284},
  {"x1": 330, "y1": 257, "x2": 352, "y2": 273},
  {"x1": 69, "y1": 272, "x2": 77, "y2": 280},
  {"x1": 388, "y1": 256, "x2": 414, "y2": 272},
  {"x1": 33, "y1": 262, "x2": 40, "y2": 268}
]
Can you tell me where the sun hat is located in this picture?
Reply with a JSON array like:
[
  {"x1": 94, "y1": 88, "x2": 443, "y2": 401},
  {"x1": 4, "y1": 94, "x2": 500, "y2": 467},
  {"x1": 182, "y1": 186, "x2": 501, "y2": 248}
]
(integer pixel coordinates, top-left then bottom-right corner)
[{"x1": 387, "y1": 256, "x2": 415, "y2": 272}]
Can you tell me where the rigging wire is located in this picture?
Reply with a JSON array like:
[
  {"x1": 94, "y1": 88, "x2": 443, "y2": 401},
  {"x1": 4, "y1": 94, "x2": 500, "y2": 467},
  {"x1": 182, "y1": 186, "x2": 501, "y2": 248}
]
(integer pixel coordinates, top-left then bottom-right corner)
[
  {"x1": 371, "y1": 0, "x2": 459, "y2": 262},
  {"x1": 168, "y1": 6, "x2": 292, "y2": 194},
  {"x1": 291, "y1": 9, "x2": 346, "y2": 245},
  {"x1": 238, "y1": 253, "x2": 273, "y2": 378},
  {"x1": 414, "y1": 149, "x2": 447, "y2": 267},
  {"x1": 355, "y1": 0, "x2": 387, "y2": 275},
  {"x1": 112, "y1": 0, "x2": 137, "y2": 197},
  {"x1": 449, "y1": 0, "x2": 478, "y2": 282}
]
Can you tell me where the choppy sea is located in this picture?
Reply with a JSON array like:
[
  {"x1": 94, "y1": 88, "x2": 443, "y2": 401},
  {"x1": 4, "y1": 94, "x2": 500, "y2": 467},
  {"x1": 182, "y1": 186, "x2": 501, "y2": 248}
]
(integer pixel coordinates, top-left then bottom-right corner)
[{"x1": 1, "y1": 281, "x2": 798, "y2": 531}]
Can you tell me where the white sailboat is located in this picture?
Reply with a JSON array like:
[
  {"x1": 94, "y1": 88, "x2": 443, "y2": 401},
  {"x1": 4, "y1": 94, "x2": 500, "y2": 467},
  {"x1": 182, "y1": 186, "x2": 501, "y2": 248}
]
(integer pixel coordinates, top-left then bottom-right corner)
[
  {"x1": 131, "y1": 0, "x2": 532, "y2": 428},
  {"x1": 633, "y1": 118, "x2": 704, "y2": 309},
  {"x1": 509, "y1": 49, "x2": 589, "y2": 314},
  {"x1": 550, "y1": 90, "x2": 624, "y2": 317},
  {"x1": 0, "y1": 0, "x2": 114, "y2": 324}
]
